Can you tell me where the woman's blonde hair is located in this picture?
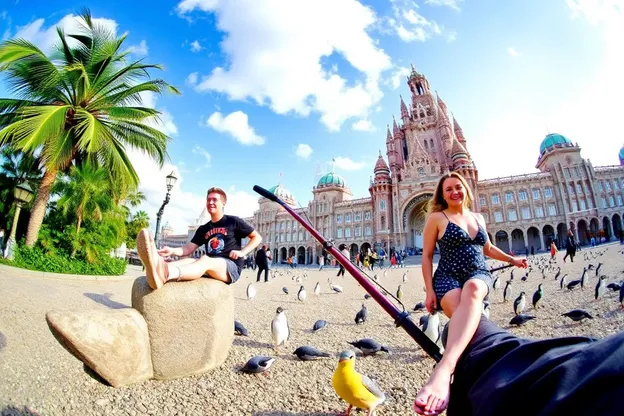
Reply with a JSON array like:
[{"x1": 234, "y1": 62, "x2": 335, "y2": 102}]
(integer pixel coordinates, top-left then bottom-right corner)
[{"x1": 428, "y1": 171, "x2": 474, "y2": 214}]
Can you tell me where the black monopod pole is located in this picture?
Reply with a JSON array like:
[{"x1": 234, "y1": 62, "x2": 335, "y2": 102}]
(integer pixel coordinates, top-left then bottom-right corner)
[{"x1": 253, "y1": 185, "x2": 443, "y2": 362}]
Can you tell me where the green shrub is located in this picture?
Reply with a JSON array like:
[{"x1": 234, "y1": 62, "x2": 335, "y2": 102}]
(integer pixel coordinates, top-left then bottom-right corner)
[{"x1": 8, "y1": 245, "x2": 127, "y2": 276}]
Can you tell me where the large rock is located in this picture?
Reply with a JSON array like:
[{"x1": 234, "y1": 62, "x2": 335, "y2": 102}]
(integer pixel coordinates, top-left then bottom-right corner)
[
  {"x1": 46, "y1": 309, "x2": 153, "y2": 387},
  {"x1": 132, "y1": 276, "x2": 234, "y2": 380}
]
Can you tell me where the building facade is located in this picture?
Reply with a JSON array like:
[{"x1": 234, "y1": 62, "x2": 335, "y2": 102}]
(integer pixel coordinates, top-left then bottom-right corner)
[{"x1": 172, "y1": 68, "x2": 624, "y2": 264}]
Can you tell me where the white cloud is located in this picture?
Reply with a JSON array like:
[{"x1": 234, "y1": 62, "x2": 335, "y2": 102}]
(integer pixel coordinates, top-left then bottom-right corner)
[
  {"x1": 178, "y1": 0, "x2": 392, "y2": 131},
  {"x1": 352, "y1": 119, "x2": 376, "y2": 132},
  {"x1": 424, "y1": 0, "x2": 463, "y2": 11},
  {"x1": 177, "y1": 0, "x2": 219, "y2": 15},
  {"x1": 507, "y1": 47, "x2": 520, "y2": 57},
  {"x1": 206, "y1": 111, "x2": 265, "y2": 146},
  {"x1": 128, "y1": 39, "x2": 149, "y2": 56},
  {"x1": 295, "y1": 143, "x2": 313, "y2": 159},
  {"x1": 386, "y1": 0, "x2": 452, "y2": 43},
  {"x1": 333, "y1": 156, "x2": 366, "y2": 171},
  {"x1": 12, "y1": 14, "x2": 118, "y2": 52},
  {"x1": 387, "y1": 66, "x2": 410, "y2": 89},
  {"x1": 190, "y1": 40, "x2": 202, "y2": 52},
  {"x1": 186, "y1": 71, "x2": 199, "y2": 85},
  {"x1": 222, "y1": 186, "x2": 259, "y2": 219},
  {"x1": 193, "y1": 145, "x2": 212, "y2": 168}
]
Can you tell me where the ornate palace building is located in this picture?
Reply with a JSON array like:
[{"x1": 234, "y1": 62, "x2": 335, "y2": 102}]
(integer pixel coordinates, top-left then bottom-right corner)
[{"x1": 180, "y1": 68, "x2": 624, "y2": 265}]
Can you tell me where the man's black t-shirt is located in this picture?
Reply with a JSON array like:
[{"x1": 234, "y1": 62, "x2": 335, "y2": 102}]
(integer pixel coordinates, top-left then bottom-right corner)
[{"x1": 191, "y1": 215, "x2": 254, "y2": 273}]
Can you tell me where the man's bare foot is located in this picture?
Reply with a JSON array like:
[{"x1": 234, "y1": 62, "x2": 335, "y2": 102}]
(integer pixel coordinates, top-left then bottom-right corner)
[
  {"x1": 413, "y1": 364, "x2": 453, "y2": 415},
  {"x1": 136, "y1": 229, "x2": 168, "y2": 290}
]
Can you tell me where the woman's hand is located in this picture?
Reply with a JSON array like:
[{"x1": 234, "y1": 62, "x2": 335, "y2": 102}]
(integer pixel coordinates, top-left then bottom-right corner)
[
  {"x1": 425, "y1": 289, "x2": 438, "y2": 313},
  {"x1": 511, "y1": 257, "x2": 528, "y2": 269}
]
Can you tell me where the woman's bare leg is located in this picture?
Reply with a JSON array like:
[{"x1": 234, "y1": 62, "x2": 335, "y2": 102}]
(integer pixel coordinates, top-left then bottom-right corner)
[
  {"x1": 167, "y1": 257, "x2": 197, "y2": 268},
  {"x1": 414, "y1": 279, "x2": 488, "y2": 415},
  {"x1": 168, "y1": 255, "x2": 229, "y2": 283}
]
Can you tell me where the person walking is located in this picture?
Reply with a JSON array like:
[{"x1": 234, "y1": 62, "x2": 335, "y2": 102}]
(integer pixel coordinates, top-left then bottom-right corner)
[
  {"x1": 562, "y1": 230, "x2": 577, "y2": 263},
  {"x1": 336, "y1": 245, "x2": 350, "y2": 277},
  {"x1": 255, "y1": 245, "x2": 269, "y2": 282}
]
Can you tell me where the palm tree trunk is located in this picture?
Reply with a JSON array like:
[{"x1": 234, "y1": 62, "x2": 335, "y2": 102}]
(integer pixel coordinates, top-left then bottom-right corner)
[
  {"x1": 70, "y1": 216, "x2": 82, "y2": 257},
  {"x1": 24, "y1": 167, "x2": 57, "y2": 247}
]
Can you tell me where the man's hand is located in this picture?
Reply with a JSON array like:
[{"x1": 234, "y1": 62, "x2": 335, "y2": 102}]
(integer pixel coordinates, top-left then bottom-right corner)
[
  {"x1": 229, "y1": 250, "x2": 244, "y2": 260},
  {"x1": 157, "y1": 246, "x2": 178, "y2": 257}
]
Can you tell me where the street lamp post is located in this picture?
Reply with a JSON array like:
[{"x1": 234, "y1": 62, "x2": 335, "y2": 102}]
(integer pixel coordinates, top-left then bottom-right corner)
[
  {"x1": 154, "y1": 171, "x2": 178, "y2": 249},
  {"x1": 5, "y1": 182, "x2": 34, "y2": 260}
]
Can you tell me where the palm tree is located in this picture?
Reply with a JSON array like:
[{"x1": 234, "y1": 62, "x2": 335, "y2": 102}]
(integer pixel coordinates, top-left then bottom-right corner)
[
  {"x1": 0, "y1": 9, "x2": 180, "y2": 247},
  {"x1": 0, "y1": 145, "x2": 42, "y2": 230},
  {"x1": 53, "y1": 162, "x2": 113, "y2": 236},
  {"x1": 132, "y1": 210, "x2": 149, "y2": 228}
]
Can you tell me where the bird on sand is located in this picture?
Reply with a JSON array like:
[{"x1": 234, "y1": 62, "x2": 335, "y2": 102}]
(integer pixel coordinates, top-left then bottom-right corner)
[
  {"x1": 282, "y1": 287, "x2": 289, "y2": 295},
  {"x1": 234, "y1": 320, "x2": 248, "y2": 336},
  {"x1": 332, "y1": 350, "x2": 386, "y2": 416},
  {"x1": 270, "y1": 307, "x2": 290, "y2": 352},
  {"x1": 396, "y1": 285, "x2": 403, "y2": 300},
  {"x1": 355, "y1": 304, "x2": 368, "y2": 325},
  {"x1": 562, "y1": 309, "x2": 593, "y2": 323},
  {"x1": 513, "y1": 292, "x2": 526, "y2": 315},
  {"x1": 240, "y1": 356, "x2": 275, "y2": 374},
  {"x1": 532, "y1": 284, "x2": 543, "y2": 309},
  {"x1": 595, "y1": 276, "x2": 606, "y2": 300},
  {"x1": 314, "y1": 282, "x2": 321, "y2": 296},
  {"x1": 246, "y1": 283, "x2": 256, "y2": 300},
  {"x1": 509, "y1": 314, "x2": 536, "y2": 326},
  {"x1": 312, "y1": 319, "x2": 328, "y2": 332},
  {"x1": 297, "y1": 285, "x2": 307, "y2": 302},
  {"x1": 348, "y1": 338, "x2": 389, "y2": 356},
  {"x1": 293, "y1": 346, "x2": 331, "y2": 361}
]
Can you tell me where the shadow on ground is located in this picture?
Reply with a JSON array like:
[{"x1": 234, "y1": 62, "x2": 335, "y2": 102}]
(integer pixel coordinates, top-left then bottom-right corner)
[
  {"x1": 253, "y1": 412, "x2": 338, "y2": 416},
  {"x1": 84, "y1": 292, "x2": 129, "y2": 309},
  {"x1": 1, "y1": 405, "x2": 42, "y2": 415}
]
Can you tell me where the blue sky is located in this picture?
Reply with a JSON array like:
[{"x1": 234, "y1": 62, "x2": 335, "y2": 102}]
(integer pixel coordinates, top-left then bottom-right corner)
[{"x1": 1, "y1": 0, "x2": 623, "y2": 233}]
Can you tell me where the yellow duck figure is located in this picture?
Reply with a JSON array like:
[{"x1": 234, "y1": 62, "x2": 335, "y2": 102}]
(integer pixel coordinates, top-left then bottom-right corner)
[{"x1": 332, "y1": 350, "x2": 386, "y2": 416}]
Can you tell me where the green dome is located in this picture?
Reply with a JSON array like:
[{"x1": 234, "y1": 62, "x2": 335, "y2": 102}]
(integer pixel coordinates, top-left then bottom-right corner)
[
  {"x1": 619, "y1": 145, "x2": 624, "y2": 165},
  {"x1": 267, "y1": 184, "x2": 296, "y2": 204},
  {"x1": 317, "y1": 172, "x2": 346, "y2": 188},
  {"x1": 539, "y1": 133, "x2": 572, "y2": 154}
]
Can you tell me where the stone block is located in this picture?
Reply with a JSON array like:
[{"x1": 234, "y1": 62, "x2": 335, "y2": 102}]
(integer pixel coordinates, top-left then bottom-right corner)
[
  {"x1": 46, "y1": 308, "x2": 153, "y2": 387},
  {"x1": 131, "y1": 276, "x2": 234, "y2": 380}
]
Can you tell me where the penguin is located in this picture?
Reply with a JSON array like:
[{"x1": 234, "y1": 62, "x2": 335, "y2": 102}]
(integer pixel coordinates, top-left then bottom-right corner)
[
  {"x1": 492, "y1": 275, "x2": 500, "y2": 291},
  {"x1": 513, "y1": 292, "x2": 526, "y2": 316},
  {"x1": 532, "y1": 284, "x2": 543, "y2": 309},
  {"x1": 606, "y1": 282, "x2": 621, "y2": 292},
  {"x1": 396, "y1": 285, "x2": 403, "y2": 300},
  {"x1": 297, "y1": 285, "x2": 307, "y2": 302},
  {"x1": 270, "y1": 306, "x2": 290, "y2": 352},
  {"x1": 595, "y1": 275, "x2": 605, "y2": 300},
  {"x1": 234, "y1": 320, "x2": 249, "y2": 336},
  {"x1": 595, "y1": 262, "x2": 603, "y2": 276},
  {"x1": 560, "y1": 274, "x2": 568, "y2": 290},
  {"x1": 355, "y1": 304, "x2": 368, "y2": 325},
  {"x1": 423, "y1": 311, "x2": 441, "y2": 345},
  {"x1": 413, "y1": 302, "x2": 426, "y2": 312},
  {"x1": 347, "y1": 338, "x2": 389, "y2": 356},
  {"x1": 503, "y1": 280, "x2": 512, "y2": 302},
  {"x1": 240, "y1": 356, "x2": 276, "y2": 374},
  {"x1": 567, "y1": 279, "x2": 582, "y2": 290},
  {"x1": 580, "y1": 268, "x2": 588, "y2": 290},
  {"x1": 483, "y1": 301, "x2": 491, "y2": 319},
  {"x1": 312, "y1": 319, "x2": 328, "y2": 332},
  {"x1": 330, "y1": 282, "x2": 343, "y2": 293},
  {"x1": 562, "y1": 309, "x2": 593, "y2": 322},
  {"x1": 402, "y1": 272, "x2": 408, "y2": 283},
  {"x1": 293, "y1": 346, "x2": 331, "y2": 361},
  {"x1": 509, "y1": 314, "x2": 536, "y2": 326},
  {"x1": 314, "y1": 281, "x2": 321, "y2": 296},
  {"x1": 246, "y1": 283, "x2": 256, "y2": 300}
]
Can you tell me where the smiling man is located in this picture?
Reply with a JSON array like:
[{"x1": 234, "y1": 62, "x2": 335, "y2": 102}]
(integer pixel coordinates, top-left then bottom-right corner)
[{"x1": 137, "y1": 187, "x2": 262, "y2": 290}]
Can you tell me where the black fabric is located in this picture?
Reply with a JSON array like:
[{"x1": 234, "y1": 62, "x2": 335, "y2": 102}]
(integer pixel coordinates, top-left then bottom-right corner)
[
  {"x1": 255, "y1": 248, "x2": 268, "y2": 268},
  {"x1": 256, "y1": 266, "x2": 268, "y2": 282},
  {"x1": 190, "y1": 215, "x2": 254, "y2": 274},
  {"x1": 447, "y1": 316, "x2": 624, "y2": 416}
]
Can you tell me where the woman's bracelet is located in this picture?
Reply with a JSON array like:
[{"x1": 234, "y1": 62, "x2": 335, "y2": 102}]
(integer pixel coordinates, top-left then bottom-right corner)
[{"x1": 507, "y1": 256, "x2": 514, "y2": 264}]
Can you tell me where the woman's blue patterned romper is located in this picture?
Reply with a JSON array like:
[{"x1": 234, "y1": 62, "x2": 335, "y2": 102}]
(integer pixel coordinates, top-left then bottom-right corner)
[{"x1": 433, "y1": 211, "x2": 492, "y2": 306}]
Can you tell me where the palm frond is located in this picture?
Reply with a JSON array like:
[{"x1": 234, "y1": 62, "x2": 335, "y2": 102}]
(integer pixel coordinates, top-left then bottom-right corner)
[{"x1": 0, "y1": 105, "x2": 70, "y2": 153}]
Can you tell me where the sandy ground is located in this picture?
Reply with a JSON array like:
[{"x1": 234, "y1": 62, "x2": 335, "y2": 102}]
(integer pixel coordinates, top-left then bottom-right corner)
[{"x1": 1, "y1": 243, "x2": 623, "y2": 415}]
